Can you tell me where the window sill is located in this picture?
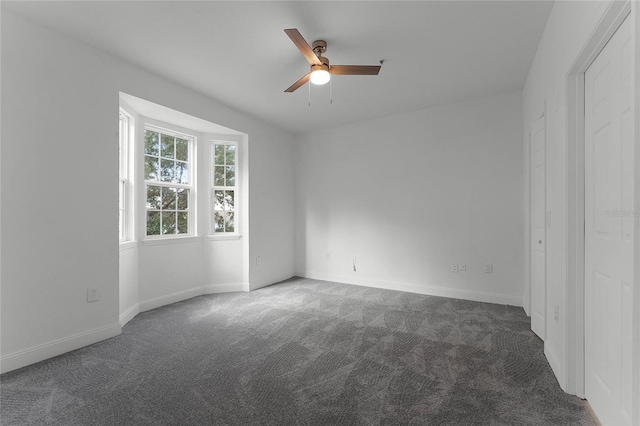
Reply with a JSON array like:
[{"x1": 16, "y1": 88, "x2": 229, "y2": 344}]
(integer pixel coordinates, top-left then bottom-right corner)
[
  {"x1": 207, "y1": 234, "x2": 242, "y2": 241},
  {"x1": 143, "y1": 236, "x2": 200, "y2": 246},
  {"x1": 119, "y1": 240, "x2": 137, "y2": 251}
]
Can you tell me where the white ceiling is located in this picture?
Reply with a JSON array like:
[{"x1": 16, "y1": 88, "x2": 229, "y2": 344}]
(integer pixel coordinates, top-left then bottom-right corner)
[{"x1": 3, "y1": 1, "x2": 553, "y2": 134}]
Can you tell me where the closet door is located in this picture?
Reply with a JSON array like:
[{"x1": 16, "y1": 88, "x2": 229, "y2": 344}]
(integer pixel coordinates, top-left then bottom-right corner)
[{"x1": 584, "y1": 13, "x2": 634, "y2": 426}]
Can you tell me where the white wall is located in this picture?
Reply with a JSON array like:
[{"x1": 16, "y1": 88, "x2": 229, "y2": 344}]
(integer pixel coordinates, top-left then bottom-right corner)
[
  {"x1": 138, "y1": 239, "x2": 206, "y2": 309},
  {"x1": 295, "y1": 92, "x2": 524, "y2": 306},
  {"x1": 119, "y1": 244, "x2": 140, "y2": 325},
  {"x1": 248, "y1": 125, "x2": 297, "y2": 290},
  {"x1": 1, "y1": 10, "x2": 295, "y2": 373}
]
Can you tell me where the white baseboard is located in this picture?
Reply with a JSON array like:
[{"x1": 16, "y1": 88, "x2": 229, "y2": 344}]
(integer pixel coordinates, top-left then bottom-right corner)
[
  {"x1": 544, "y1": 342, "x2": 566, "y2": 391},
  {"x1": 250, "y1": 273, "x2": 295, "y2": 291},
  {"x1": 202, "y1": 282, "x2": 245, "y2": 294},
  {"x1": 1, "y1": 322, "x2": 121, "y2": 374},
  {"x1": 119, "y1": 302, "x2": 140, "y2": 327},
  {"x1": 139, "y1": 282, "x2": 244, "y2": 313},
  {"x1": 297, "y1": 271, "x2": 523, "y2": 307},
  {"x1": 139, "y1": 287, "x2": 202, "y2": 312}
]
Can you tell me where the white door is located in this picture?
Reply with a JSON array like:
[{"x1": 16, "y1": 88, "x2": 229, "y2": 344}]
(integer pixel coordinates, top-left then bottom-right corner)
[
  {"x1": 584, "y1": 13, "x2": 634, "y2": 426},
  {"x1": 530, "y1": 115, "x2": 546, "y2": 340}
]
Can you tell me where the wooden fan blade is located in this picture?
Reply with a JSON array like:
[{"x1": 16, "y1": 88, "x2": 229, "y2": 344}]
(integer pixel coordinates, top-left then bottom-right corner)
[
  {"x1": 330, "y1": 65, "x2": 381, "y2": 75},
  {"x1": 284, "y1": 73, "x2": 311, "y2": 92},
  {"x1": 284, "y1": 28, "x2": 321, "y2": 65}
]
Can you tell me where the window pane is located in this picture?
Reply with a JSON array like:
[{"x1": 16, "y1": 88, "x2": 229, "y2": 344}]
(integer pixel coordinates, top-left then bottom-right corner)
[
  {"x1": 145, "y1": 156, "x2": 159, "y2": 180},
  {"x1": 214, "y1": 166, "x2": 225, "y2": 186},
  {"x1": 161, "y1": 159, "x2": 174, "y2": 182},
  {"x1": 162, "y1": 212, "x2": 176, "y2": 234},
  {"x1": 214, "y1": 190, "x2": 224, "y2": 211},
  {"x1": 177, "y1": 212, "x2": 188, "y2": 234},
  {"x1": 214, "y1": 212, "x2": 224, "y2": 232},
  {"x1": 176, "y1": 161, "x2": 189, "y2": 184},
  {"x1": 161, "y1": 187, "x2": 176, "y2": 210},
  {"x1": 226, "y1": 166, "x2": 235, "y2": 186},
  {"x1": 146, "y1": 185, "x2": 161, "y2": 209},
  {"x1": 147, "y1": 211, "x2": 161, "y2": 235},
  {"x1": 144, "y1": 131, "x2": 159, "y2": 155},
  {"x1": 161, "y1": 134, "x2": 175, "y2": 159},
  {"x1": 215, "y1": 144, "x2": 225, "y2": 165},
  {"x1": 176, "y1": 138, "x2": 189, "y2": 162},
  {"x1": 225, "y1": 190, "x2": 234, "y2": 211},
  {"x1": 225, "y1": 212, "x2": 235, "y2": 232},
  {"x1": 177, "y1": 189, "x2": 189, "y2": 210},
  {"x1": 225, "y1": 145, "x2": 236, "y2": 165}
]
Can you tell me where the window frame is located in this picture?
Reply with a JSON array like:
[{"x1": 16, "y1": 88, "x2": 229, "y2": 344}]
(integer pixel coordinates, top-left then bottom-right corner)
[
  {"x1": 210, "y1": 139, "x2": 240, "y2": 238},
  {"x1": 119, "y1": 108, "x2": 134, "y2": 243},
  {"x1": 143, "y1": 124, "x2": 196, "y2": 240}
]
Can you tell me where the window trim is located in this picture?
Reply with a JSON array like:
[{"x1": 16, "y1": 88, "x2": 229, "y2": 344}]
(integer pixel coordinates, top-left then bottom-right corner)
[
  {"x1": 119, "y1": 108, "x2": 134, "y2": 243},
  {"x1": 143, "y1": 235, "x2": 200, "y2": 246},
  {"x1": 207, "y1": 234, "x2": 242, "y2": 241},
  {"x1": 210, "y1": 139, "x2": 240, "y2": 237},
  {"x1": 143, "y1": 124, "x2": 196, "y2": 240}
]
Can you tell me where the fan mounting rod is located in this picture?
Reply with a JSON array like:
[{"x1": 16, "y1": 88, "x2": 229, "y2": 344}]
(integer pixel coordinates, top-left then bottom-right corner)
[{"x1": 312, "y1": 40, "x2": 329, "y2": 66}]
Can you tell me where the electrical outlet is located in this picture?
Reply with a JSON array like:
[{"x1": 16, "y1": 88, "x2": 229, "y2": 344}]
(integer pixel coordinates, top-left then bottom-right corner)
[
  {"x1": 256, "y1": 256, "x2": 262, "y2": 265},
  {"x1": 451, "y1": 264, "x2": 458, "y2": 273},
  {"x1": 484, "y1": 264, "x2": 493, "y2": 273},
  {"x1": 353, "y1": 257, "x2": 357, "y2": 272},
  {"x1": 87, "y1": 289, "x2": 99, "y2": 302},
  {"x1": 460, "y1": 262, "x2": 466, "y2": 272}
]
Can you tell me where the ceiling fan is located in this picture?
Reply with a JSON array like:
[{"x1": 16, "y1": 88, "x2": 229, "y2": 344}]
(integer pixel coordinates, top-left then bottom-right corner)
[{"x1": 283, "y1": 28, "x2": 381, "y2": 93}]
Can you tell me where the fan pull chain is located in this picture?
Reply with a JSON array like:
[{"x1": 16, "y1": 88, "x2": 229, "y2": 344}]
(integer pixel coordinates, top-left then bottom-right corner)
[
  {"x1": 308, "y1": 80, "x2": 311, "y2": 107},
  {"x1": 330, "y1": 78, "x2": 333, "y2": 104}
]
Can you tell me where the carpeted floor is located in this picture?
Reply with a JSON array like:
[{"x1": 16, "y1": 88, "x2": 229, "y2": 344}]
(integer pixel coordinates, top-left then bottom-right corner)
[{"x1": 1, "y1": 277, "x2": 595, "y2": 425}]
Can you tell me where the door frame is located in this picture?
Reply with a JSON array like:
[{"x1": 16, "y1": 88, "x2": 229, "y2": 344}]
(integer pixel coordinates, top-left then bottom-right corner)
[{"x1": 565, "y1": 0, "x2": 636, "y2": 408}]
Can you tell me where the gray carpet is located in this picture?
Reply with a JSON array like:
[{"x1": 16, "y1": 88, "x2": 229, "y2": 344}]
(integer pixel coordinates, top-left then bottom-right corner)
[{"x1": 1, "y1": 277, "x2": 595, "y2": 425}]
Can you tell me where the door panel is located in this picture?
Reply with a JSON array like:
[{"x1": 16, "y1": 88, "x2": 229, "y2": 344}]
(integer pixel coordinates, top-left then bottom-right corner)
[
  {"x1": 585, "y1": 13, "x2": 634, "y2": 425},
  {"x1": 593, "y1": 125, "x2": 610, "y2": 235},
  {"x1": 530, "y1": 116, "x2": 546, "y2": 339},
  {"x1": 592, "y1": 270, "x2": 610, "y2": 387}
]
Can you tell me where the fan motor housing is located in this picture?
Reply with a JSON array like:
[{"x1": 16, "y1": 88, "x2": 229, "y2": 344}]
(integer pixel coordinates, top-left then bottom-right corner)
[{"x1": 311, "y1": 63, "x2": 330, "y2": 74}]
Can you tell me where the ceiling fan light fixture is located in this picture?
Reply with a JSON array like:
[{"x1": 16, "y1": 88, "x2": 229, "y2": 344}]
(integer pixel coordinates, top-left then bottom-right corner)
[
  {"x1": 283, "y1": 29, "x2": 380, "y2": 93},
  {"x1": 310, "y1": 64, "x2": 330, "y2": 85}
]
